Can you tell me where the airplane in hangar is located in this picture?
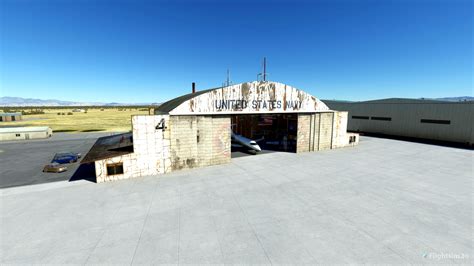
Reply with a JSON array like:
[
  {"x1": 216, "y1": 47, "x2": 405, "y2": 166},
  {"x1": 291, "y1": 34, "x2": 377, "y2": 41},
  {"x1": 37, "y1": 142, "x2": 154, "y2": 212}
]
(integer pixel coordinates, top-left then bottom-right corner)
[{"x1": 231, "y1": 130, "x2": 262, "y2": 154}]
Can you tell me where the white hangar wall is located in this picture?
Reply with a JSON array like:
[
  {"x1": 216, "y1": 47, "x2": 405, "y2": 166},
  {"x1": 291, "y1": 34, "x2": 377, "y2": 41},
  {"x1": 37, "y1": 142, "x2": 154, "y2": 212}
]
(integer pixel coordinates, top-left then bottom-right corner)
[
  {"x1": 325, "y1": 100, "x2": 473, "y2": 145},
  {"x1": 169, "y1": 81, "x2": 330, "y2": 115}
]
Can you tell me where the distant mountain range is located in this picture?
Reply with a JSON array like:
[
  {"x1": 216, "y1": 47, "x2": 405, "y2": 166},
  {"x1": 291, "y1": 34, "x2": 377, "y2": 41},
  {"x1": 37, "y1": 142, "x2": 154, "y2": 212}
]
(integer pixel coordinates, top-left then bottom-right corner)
[
  {"x1": 323, "y1": 96, "x2": 473, "y2": 103},
  {"x1": 0, "y1": 97, "x2": 160, "y2": 107},
  {"x1": 431, "y1": 96, "x2": 473, "y2": 102},
  {"x1": 0, "y1": 96, "x2": 471, "y2": 107}
]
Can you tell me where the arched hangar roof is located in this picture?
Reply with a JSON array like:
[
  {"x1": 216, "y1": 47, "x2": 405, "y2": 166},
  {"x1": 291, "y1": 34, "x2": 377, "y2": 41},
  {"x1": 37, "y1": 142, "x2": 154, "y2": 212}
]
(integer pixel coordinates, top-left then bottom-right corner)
[{"x1": 156, "y1": 81, "x2": 330, "y2": 115}]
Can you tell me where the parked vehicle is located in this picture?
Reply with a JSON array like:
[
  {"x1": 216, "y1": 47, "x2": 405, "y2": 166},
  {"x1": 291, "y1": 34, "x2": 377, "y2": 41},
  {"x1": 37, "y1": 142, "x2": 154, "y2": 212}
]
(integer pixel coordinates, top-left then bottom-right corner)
[
  {"x1": 43, "y1": 163, "x2": 67, "y2": 173},
  {"x1": 51, "y1": 152, "x2": 82, "y2": 164}
]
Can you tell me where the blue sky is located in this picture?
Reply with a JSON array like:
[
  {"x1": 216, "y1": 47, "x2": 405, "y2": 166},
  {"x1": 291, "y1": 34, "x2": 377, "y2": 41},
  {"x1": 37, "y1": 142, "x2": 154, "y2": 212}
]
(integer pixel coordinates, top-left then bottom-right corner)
[{"x1": 1, "y1": 0, "x2": 472, "y2": 103}]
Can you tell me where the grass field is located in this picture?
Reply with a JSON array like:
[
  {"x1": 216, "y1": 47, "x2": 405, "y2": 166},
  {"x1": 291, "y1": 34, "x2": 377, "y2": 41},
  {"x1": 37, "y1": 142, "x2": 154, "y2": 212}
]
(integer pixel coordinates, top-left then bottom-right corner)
[{"x1": 0, "y1": 108, "x2": 149, "y2": 133}]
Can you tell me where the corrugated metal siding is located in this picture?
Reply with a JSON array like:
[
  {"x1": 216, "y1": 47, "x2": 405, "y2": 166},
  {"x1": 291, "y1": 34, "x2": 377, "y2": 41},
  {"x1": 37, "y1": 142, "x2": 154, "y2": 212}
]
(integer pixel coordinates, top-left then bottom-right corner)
[{"x1": 324, "y1": 101, "x2": 473, "y2": 144}]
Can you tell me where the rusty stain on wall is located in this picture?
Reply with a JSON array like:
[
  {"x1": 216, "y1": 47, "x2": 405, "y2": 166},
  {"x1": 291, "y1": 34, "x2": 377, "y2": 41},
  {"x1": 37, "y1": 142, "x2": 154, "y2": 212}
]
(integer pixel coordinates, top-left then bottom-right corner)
[
  {"x1": 170, "y1": 81, "x2": 330, "y2": 115},
  {"x1": 90, "y1": 81, "x2": 358, "y2": 184}
]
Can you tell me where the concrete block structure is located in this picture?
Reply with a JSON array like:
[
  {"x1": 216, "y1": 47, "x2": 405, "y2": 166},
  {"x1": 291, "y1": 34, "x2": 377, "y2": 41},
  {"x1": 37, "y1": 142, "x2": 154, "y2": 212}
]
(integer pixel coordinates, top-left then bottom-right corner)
[
  {"x1": 88, "y1": 116, "x2": 172, "y2": 183},
  {"x1": 0, "y1": 112, "x2": 22, "y2": 122},
  {"x1": 0, "y1": 126, "x2": 52, "y2": 141},
  {"x1": 169, "y1": 115, "x2": 231, "y2": 171},
  {"x1": 82, "y1": 81, "x2": 358, "y2": 183}
]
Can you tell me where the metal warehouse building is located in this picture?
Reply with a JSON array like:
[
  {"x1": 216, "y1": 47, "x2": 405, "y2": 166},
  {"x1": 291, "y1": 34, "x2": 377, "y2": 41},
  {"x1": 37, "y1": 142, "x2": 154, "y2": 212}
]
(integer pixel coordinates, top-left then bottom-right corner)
[
  {"x1": 0, "y1": 126, "x2": 52, "y2": 141},
  {"x1": 0, "y1": 112, "x2": 22, "y2": 122},
  {"x1": 82, "y1": 81, "x2": 359, "y2": 183},
  {"x1": 324, "y1": 98, "x2": 473, "y2": 145}
]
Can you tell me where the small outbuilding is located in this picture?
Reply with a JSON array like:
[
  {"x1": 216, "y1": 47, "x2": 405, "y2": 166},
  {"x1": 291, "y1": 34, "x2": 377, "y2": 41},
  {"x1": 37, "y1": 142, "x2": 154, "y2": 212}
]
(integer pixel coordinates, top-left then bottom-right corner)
[
  {"x1": 0, "y1": 126, "x2": 53, "y2": 141},
  {"x1": 0, "y1": 112, "x2": 22, "y2": 122}
]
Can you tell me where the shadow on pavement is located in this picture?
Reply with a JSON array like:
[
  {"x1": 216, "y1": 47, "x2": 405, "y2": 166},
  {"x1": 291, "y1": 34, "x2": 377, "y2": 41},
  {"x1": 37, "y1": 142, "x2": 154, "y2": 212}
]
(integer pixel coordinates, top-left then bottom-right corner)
[
  {"x1": 69, "y1": 163, "x2": 96, "y2": 183},
  {"x1": 356, "y1": 132, "x2": 473, "y2": 150}
]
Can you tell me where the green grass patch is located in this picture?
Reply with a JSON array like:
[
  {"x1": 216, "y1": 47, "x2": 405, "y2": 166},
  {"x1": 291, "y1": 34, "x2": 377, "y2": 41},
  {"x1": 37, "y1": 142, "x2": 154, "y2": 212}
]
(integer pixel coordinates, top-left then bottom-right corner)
[{"x1": 0, "y1": 108, "x2": 148, "y2": 133}]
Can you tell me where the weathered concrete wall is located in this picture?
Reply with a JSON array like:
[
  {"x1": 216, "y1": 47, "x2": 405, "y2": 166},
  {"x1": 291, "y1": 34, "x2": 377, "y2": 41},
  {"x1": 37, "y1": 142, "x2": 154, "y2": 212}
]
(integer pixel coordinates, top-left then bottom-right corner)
[
  {"x1": 196, "y1": 116, "x2": 231, "y2": 166},
  {"x1": 331, "y1": 112, "x2": 359, "y2": 148},
  {"x1": 95, "y1": 115, "x2": 171, "y2": 183},
  {"x1": 311, "y1": 113, "x2": 320, "y2": 151},
  {"x1": 318, "y1": 112, "x2": 334, "y2": 150},
  {"x1": 94, "y1": 154, "x2": 136, "y2": 183},
  {"x1": 95, "y1": 111, "x2": 356, "y2": 183},
  {"x1": 169, "y1": 116, "x2": 199, "y2": 170},
  {"x1": 297, "y1": 113, "x2": 327, "y2": 152},
  {"x1": 296, "y1": 114, "x2": 311, "y2": 153},
  {"x1": 169, "y1": 81, "x2": 330, "y2": 115},
  {"x1": 300, "y1": 113, "x2": 323, "y2": 152},
  {"x1": 170, "y1": 115, "x2": 230, "y2": 170},
  {"x1": 132, "y1": 115, "x2": 172, "y2": 176},
  {"x1": 332, "y1": 111, "x2": 348, "y2": 146},
  {"x1": 94, "y1": 114, "x2": 231, "y2": 183},
  {"x1": 297, "y1": 111, "x2": 357, "y2": 153}
]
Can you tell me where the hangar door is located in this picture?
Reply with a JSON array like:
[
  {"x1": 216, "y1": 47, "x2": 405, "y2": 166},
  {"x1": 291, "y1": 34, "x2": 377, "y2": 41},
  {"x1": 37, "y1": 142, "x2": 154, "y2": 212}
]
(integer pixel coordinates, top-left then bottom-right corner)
[{"x1": 231, "y1": 114, "x2": 297, "y2": 152}]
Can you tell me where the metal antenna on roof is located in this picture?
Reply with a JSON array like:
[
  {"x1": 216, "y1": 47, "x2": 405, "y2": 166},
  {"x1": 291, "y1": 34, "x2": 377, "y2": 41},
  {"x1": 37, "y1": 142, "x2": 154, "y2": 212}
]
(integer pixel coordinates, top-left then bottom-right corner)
[
  {"x1": 257, "y1": 57, "x2": 269, "y2": 82},
  {"x1": 263, "y1": 57, "x2": 266, "y2": 81},
  {"x1": 223, "y1": 69, "x2": 233, "y2": 87},
  {"x1": 226, "y1": 69, "x2": 231, "y2": 86}
]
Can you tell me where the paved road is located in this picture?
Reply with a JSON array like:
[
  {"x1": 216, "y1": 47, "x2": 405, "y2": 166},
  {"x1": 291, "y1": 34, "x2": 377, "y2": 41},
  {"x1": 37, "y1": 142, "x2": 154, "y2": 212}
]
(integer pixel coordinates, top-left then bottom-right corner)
[
  {"x1": 1, "y1": 137, "x2": 472, "y2": 264},
  {"x1": 0, "y1": 132, "x2": 274, "y2": 188},
  {"x1": 0, "y1": 133, "x2": 117, "y2": 188}
]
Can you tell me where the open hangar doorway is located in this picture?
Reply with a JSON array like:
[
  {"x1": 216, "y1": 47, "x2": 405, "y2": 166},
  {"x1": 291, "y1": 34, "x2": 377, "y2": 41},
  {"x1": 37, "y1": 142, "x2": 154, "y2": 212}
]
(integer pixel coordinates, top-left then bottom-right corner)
[{"x1": 231, "y1": 114, "x2": 298, "y2": 155}]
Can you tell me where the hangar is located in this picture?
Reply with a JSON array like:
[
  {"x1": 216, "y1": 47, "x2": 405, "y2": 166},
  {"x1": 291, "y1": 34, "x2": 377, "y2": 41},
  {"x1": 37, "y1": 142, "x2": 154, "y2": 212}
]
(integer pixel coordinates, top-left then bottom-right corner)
[
  {"x1": 324, "y1": 98, "x2": 473, "y2": 146},
  {"x1": 82, "y1": 81, "x2": 359, "y2": 183},
  {"x1": 0, "y1": 126, "x2": 52, "y2": 141},
  {"x1": 0, "y1": 112, "x2": 22, "y2": 122}
]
